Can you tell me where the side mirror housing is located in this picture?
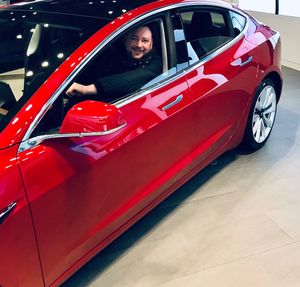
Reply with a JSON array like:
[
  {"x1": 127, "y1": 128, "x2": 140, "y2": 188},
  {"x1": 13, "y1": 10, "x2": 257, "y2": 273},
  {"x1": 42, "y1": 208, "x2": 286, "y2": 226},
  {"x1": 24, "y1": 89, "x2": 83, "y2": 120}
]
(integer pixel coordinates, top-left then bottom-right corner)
[{"x1": 60, "y1": 100, "x2": 126, "y2": 134}]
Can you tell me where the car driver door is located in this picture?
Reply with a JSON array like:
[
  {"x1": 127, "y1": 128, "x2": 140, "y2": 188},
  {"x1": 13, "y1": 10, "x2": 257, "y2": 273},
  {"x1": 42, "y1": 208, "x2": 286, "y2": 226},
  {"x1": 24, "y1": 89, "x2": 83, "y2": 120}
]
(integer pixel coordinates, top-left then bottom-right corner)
[{"x1": 17, "y1": 15, "x2": 196, "y2": 286}]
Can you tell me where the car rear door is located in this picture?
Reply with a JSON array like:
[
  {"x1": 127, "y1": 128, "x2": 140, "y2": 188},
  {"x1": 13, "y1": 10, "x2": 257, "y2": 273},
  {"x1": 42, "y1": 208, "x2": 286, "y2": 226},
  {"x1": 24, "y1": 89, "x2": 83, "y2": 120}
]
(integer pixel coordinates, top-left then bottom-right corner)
[{"x1": 177, "y1": 7, "x2": 260, "y2": 166}]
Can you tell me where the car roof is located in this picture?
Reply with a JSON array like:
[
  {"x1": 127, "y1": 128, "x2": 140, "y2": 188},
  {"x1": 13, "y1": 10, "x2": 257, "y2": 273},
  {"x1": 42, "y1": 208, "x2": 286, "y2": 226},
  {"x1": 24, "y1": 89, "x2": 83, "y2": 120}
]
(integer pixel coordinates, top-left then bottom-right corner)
[{"x1": 3, "y1": 0, "x2": 232, "y2": 20}]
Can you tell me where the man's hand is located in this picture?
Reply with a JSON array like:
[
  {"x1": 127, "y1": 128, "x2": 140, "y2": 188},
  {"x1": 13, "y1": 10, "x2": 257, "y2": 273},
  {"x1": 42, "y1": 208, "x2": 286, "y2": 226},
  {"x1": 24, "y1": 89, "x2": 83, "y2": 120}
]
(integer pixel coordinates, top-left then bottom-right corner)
[{"x1": 66, "y1": 82, "x2": 97, "y2": 97}]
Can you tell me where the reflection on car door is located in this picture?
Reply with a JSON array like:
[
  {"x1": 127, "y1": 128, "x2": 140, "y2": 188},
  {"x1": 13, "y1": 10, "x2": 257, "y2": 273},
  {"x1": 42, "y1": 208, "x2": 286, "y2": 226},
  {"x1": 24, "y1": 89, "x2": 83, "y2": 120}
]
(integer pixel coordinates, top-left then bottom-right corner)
[
  {"x1": 179, "y1": 8, "x2": 259, "y2": 167},
  {"x1": 17, "y1": 73, "x2": 194, "y2": 285}
]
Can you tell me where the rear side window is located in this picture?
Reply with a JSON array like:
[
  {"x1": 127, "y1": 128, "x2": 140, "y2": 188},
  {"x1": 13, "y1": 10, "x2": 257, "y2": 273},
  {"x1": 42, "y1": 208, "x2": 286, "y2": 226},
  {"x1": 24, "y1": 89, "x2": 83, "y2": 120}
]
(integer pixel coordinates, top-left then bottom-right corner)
[
  {"x1": 180, "y1": 9, "x2": 233, "y2": 64},
  {"x1": 230, "y1": 11, "x2": 246, "y2": 36}
]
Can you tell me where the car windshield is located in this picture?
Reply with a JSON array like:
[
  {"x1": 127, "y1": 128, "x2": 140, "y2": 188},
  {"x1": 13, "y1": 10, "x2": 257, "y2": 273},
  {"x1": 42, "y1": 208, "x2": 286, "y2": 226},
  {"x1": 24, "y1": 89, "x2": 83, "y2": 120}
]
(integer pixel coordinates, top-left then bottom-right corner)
[{"x1": 0, "y1": 9, "x2": 108, "y2": 132}]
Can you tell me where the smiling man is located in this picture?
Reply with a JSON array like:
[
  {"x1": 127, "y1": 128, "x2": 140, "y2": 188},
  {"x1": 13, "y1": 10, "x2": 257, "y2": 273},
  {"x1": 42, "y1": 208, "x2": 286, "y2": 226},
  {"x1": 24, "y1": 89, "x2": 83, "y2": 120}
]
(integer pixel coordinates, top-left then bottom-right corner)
[
  {"x1": 66, "y1": 25, "x2": 162, "y2": 102},
  {"x1": 125, "y1": 26, "x2": 153, "y2": 59}
]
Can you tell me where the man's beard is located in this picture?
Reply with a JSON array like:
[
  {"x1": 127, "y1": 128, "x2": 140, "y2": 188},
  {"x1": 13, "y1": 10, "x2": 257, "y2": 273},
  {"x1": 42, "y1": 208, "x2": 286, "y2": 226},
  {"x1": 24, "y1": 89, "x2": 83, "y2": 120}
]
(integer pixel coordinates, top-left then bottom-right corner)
[{"x1": 130, "y1": 47, "x2": 146, "y2": 59}]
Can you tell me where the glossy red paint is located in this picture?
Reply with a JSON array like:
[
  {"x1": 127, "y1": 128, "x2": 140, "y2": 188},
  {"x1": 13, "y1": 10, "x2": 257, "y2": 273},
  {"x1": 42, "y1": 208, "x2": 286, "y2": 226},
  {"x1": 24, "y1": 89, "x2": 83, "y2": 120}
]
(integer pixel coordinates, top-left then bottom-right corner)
[
  {"x1": 0, "y1": 147, "x2": 44, "y2": 286},
  {"x1": 18, "y1": 75, "x2": 195, "y2": 286},
  {"x1": 0, "y1": 0, "x2": 282, "y2": 286},
  {"x1": 60, "y1": 101, "x2": 126, "y2": 133}
]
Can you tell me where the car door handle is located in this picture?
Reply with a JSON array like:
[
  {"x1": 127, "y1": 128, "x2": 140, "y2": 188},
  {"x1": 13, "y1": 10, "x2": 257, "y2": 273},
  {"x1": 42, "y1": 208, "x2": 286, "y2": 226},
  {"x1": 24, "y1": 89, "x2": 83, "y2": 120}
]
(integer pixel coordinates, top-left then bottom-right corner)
[
  {"x1": 162, "y1": 95, "x2": 183, "y2": 111},
  {"x1": 240, "y1": 56, "x2": 253, "y2": 66},
  {"x1": 231, "y1": 56, "x2": 253, "y2": 67},
  {"x1": 0, "y1": 202, "x2": 17, "y2": 225}
]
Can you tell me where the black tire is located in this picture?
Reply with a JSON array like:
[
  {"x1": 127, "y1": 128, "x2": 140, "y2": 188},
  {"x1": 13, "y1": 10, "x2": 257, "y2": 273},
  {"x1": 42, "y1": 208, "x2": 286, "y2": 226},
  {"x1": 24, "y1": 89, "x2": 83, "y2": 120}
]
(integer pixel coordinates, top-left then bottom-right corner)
[{"x1": 241, "y1": 78, "x2": 278, "y2": 151}]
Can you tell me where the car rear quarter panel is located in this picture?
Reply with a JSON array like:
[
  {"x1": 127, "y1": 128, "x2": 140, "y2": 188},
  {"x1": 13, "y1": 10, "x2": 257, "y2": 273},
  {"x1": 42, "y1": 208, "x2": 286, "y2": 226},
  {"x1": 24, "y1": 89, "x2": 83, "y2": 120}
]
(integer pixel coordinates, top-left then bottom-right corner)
[
  {"x1": 245, "y1": 15, "x2": 282, "y2": 90},
  {"x1": 222, "y1": 13, "x2": 282, "y2": 150}
]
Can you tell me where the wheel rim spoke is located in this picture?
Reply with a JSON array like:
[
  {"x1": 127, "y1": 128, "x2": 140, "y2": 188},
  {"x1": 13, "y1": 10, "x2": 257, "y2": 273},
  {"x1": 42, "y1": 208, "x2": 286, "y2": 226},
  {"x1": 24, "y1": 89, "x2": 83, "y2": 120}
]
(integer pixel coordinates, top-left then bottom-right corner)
[
  {"x1": 254, "y1": 118, "x2": 262, "y2": 142},
  {"x1": 253, "y1": 117, "x2": 261, "y2": 141},
  {"x1": 263, "y1": 87, "x2": 272, "y2": 107},
  {"x1": 264, "y1": 105, "x2": 276, "y2": 115},
  {"x1": 264, "y1": 88, "x2": 274, "y2": 108},
  {"x1": 262, "y1": 114, "x2": 273, "y2": 128},
  {"x1": 260, "y1": 117, "x2": 267, "y2": 138}
]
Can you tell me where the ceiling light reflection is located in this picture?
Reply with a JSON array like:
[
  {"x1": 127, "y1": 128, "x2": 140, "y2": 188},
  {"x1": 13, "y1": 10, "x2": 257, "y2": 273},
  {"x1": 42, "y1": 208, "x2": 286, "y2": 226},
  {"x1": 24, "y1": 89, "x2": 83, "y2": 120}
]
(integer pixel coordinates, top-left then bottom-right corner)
[
  {"x1": 41, "y1": 61, "x2": 49, "y2": 67},
  {"x1": 25, "y1": 104, "x2": 33, "y2": 112},
  {"x1": 26, "y1": 71, "x2": 34, "y2": 77},
  {"x1": 12, "y1": 117, "x2": 19, "y2": 125}
]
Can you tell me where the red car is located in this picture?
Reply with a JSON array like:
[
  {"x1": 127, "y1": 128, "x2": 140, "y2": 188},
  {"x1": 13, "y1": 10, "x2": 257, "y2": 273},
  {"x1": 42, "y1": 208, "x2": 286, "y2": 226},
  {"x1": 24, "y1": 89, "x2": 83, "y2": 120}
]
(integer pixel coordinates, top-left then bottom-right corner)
[{"x1": 0, "y1": 0, "x2": 282, "y2": 286}]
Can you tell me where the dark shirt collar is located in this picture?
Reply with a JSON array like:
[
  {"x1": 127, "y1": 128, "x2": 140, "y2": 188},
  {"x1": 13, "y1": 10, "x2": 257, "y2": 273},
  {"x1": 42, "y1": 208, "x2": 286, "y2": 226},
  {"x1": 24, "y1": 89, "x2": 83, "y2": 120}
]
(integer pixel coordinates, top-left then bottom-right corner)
[{"x1": 122, "y1": 50, "x2": 156, "y2": 70}]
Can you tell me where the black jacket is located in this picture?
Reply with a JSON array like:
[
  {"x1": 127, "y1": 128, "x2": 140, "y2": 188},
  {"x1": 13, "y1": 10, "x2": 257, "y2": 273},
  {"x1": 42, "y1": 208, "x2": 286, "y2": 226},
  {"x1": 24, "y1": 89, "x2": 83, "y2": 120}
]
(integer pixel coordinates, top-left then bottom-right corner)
[{"x1": 94, "y1": 51, "x2": 162, "y2": 102}]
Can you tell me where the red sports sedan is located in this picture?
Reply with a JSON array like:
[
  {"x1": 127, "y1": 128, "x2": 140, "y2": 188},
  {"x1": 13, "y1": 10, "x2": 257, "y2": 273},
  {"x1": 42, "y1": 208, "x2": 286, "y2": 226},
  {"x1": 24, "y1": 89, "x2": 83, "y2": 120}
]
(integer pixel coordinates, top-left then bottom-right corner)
[{"x1": 0, "y1": 0, "x2": 282, "y2": 286}]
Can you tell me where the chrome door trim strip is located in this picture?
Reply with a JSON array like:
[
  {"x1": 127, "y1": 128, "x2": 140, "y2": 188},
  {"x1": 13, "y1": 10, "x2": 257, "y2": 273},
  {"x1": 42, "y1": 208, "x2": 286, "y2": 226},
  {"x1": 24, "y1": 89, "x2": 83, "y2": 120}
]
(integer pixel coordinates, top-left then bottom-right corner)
[
  {"x1": 19, "y1": 123, "x2": 127, "y2": 152},
  {"x1": 0, "y1": 202, "x2": 17, "y2": 225}
]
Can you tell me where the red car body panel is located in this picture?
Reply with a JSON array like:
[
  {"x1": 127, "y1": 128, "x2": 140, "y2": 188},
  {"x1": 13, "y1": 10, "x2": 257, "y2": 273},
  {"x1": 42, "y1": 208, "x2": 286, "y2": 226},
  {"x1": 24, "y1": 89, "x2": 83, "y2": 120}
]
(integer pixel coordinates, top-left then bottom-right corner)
[
  {"x1": 186, "y1": 36, "x2": 260, "y2": 167},
  {"x1": 0, "y1": 0, "x2": 282, "y2": 286},
  {"x1": 0, "y1": 148, "x2": 44, "y2": 287}
]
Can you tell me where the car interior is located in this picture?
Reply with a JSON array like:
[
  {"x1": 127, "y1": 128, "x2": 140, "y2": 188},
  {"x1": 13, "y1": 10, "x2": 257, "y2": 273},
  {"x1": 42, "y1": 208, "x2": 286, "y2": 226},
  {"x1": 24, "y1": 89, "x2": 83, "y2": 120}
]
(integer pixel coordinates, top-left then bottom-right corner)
[{"x1": 182, "y1": 10, "x2": 234, "y2": 63}]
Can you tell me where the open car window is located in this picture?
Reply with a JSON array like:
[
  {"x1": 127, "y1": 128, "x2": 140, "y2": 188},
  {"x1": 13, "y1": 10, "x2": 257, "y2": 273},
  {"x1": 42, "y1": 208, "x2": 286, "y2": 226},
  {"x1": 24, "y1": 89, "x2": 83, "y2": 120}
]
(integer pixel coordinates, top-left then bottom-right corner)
[{"x1": 69, "y1": 18, "x2": 173, "y2": 104}]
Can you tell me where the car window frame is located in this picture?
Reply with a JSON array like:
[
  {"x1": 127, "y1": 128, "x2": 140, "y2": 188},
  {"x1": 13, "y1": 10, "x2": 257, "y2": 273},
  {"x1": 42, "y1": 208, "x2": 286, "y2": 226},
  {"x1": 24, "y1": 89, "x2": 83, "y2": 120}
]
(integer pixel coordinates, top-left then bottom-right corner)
[
  {"x1": 19, "y1": 3, "x2": 250, "y2": 153},
  {"x1": 29, "y1": 11, "x2": 188, "y2": 137},
  {"x1": 168, "y1": 6, "x2": 249, "y2": 73},
  {"x1": 177, "y1": 6, "x2": 235, "y2": 65}
]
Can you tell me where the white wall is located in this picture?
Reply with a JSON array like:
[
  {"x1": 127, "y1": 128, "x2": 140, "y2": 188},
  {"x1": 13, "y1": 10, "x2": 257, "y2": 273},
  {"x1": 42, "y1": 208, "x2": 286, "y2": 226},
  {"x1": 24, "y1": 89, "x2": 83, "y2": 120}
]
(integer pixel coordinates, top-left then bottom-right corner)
[
  {"x1": 249, "y1": 11, "x2": 300, "y2": 71},
  {"x1": 280, "y1": 1, "x2": 300, "y2": 17},
  {"x1": 239, "y1": 0, "x2": 300, "y2": 17},
  {"x1": 239, "y1": 0, "x2": 275, "y2": 14}
]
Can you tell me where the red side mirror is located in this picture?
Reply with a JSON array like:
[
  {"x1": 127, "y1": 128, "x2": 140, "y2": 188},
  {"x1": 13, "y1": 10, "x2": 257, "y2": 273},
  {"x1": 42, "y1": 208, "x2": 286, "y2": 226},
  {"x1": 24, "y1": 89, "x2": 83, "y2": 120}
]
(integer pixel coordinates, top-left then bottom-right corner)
[{"x1": 60, "y1": 100, "x2": 126, "y2": 134}]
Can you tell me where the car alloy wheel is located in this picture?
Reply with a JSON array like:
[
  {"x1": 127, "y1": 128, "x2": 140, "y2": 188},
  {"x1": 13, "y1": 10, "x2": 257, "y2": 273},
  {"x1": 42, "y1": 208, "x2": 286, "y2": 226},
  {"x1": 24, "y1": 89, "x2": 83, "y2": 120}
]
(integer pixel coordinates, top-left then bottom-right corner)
[
  {"x1": 252, "y1": 82, "x2": 277, "y2": 143},
  {"x1": 241, "y1": 79, "x2": 278, "y2": 151}
]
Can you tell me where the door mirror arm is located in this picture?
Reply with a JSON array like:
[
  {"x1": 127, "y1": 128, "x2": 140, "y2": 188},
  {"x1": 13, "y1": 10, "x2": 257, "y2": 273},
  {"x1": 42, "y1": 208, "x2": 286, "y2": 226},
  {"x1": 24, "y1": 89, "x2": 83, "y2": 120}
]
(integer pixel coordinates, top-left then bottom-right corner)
[{"x1": 18, "y1": 101, "x2": 126, "y2": 152}]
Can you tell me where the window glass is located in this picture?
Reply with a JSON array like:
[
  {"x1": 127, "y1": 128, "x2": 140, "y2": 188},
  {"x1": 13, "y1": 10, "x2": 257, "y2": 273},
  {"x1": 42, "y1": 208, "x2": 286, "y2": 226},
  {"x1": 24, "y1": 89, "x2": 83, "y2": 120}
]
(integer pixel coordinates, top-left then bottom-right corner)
[
  {"x1": 180, "y1": 9, "x2": 233, "y2": 64},
  {"x1": 230, "y1": 11, "x2": 246, "y2": 36},
  {"x1": 0, "y1": 10, "x2": 107, "y2": 132}
]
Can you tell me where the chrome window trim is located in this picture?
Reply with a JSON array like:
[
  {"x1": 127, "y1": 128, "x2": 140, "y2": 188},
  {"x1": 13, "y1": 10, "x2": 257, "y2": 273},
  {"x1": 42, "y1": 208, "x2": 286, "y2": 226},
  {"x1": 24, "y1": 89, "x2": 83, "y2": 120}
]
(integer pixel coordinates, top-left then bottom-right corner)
[
  {"x1": 19, "y1": 123, "x2": 127, "y2": 152},
  {"x1": 19, "y1": 1, "x2": 249, "y2": 152}
]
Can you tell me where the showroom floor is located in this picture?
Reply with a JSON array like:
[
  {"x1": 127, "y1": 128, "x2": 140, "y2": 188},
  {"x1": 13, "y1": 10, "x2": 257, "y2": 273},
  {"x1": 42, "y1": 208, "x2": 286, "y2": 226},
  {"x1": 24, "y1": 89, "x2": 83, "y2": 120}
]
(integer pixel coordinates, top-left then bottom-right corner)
[{"x1": 63, "y1": 66, "x2": 300, "y2": 287}]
